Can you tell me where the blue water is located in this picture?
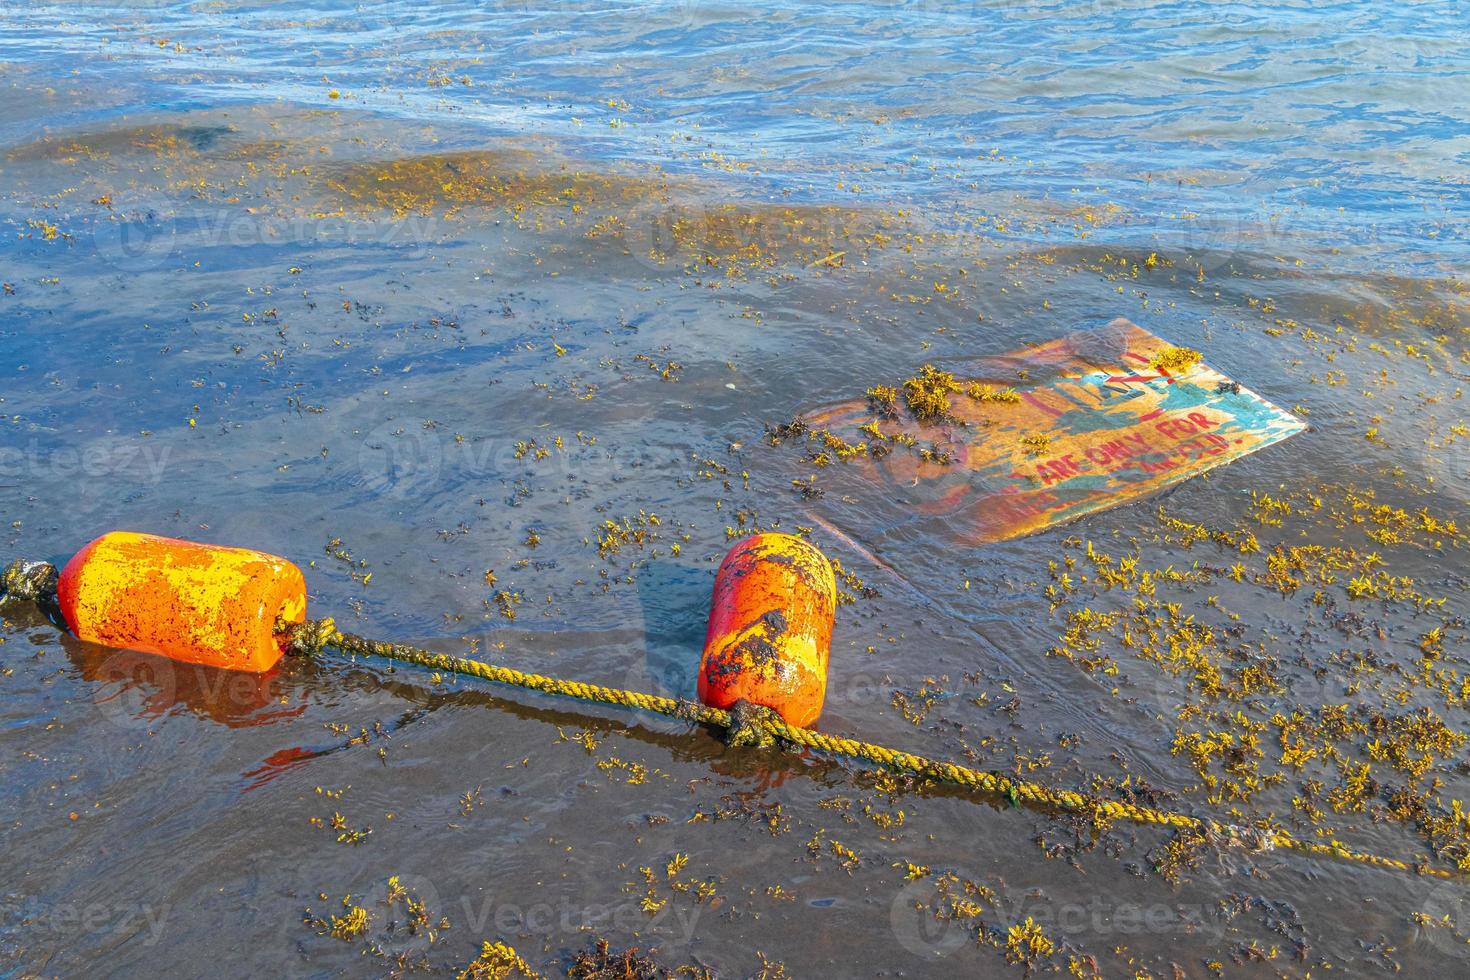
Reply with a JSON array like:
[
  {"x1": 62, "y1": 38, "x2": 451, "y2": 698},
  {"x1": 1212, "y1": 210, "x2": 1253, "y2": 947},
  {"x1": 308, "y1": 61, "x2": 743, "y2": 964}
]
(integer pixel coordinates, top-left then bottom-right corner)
[{"x1": 3, "y1": 1, "x2": 1466, "y2": 271}]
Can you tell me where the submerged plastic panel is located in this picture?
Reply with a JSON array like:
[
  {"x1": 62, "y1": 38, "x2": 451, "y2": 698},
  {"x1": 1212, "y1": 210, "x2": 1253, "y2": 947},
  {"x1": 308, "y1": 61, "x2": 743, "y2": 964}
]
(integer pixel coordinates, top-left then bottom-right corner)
[{"x1": 804, "y1": 318, "x2": 1307, "y2": 544}]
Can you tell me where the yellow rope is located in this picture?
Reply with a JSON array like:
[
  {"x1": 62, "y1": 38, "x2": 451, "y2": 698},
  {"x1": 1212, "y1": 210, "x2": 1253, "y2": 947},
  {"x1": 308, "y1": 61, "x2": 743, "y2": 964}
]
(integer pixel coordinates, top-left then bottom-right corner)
[
  {"x1": 0, "y1": 559, "x2": 1455, "y2": 881},
  {"x1": 280, "y1": 618, "x2": 1463, "y2": 881}
]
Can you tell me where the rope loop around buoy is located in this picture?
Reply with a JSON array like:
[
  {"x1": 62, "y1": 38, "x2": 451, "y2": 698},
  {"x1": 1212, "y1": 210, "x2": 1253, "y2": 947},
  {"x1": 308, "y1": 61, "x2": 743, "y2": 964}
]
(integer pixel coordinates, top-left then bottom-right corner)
[
  {"x1": 280, "y1": 616, "x2": 340, "y2": 656},
  {"x1": 267, "y1": 616, "x2": 1465, "y2": 882},
  {"x1": 3, "y1": 587, "x2": 1463, "y2": 883},
  {"x1": 723, "y1": 699, "x2": 787, "y2": 749}
]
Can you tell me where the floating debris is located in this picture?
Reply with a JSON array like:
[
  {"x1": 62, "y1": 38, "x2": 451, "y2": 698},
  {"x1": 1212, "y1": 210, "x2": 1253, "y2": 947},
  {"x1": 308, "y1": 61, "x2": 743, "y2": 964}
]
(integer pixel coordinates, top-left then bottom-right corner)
[{"x1": 797, "y1": 318, "x2": 1306, "y2": 544}]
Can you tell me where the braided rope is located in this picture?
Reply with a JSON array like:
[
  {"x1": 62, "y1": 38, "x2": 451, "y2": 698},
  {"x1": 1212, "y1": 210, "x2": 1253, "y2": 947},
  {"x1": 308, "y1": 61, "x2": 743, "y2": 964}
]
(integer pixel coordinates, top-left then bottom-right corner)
[
  {"x1": 279, "y1": 618, "x2": 1462, "y2": 881},
  {"x1": 0, "y1": 565, "x2": 1452, "y2": 881},
  {"x1": 0, "y1": 563, "x2": 1450, "y2": 881}
]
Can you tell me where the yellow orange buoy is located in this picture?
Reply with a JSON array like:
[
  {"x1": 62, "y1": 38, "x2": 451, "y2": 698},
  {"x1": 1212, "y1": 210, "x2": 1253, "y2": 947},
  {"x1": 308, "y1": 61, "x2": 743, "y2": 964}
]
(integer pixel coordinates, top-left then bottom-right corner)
[
  {"x1": 698, "y1": 533, "x2": 836, "y2": 727},
  {"x1": 56, "y1": 531, "x2": 306, "y2": 673}
]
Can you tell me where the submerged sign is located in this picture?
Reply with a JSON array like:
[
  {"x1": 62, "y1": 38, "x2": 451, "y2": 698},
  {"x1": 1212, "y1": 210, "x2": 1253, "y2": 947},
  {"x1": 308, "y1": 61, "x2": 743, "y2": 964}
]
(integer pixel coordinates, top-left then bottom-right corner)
[{"x1": 802, "y1": 318, "x2": 1306, "y2": 544}]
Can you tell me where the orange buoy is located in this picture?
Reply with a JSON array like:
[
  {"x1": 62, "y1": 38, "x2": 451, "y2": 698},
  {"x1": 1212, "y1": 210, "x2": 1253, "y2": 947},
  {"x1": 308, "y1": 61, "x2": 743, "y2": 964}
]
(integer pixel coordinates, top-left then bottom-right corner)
[
  {"x1": 698, "y1": 533, "x2": 836, "y2": 727},
  {"x1": 56, "y1": 531, "x2": 307, "y2": 673}
]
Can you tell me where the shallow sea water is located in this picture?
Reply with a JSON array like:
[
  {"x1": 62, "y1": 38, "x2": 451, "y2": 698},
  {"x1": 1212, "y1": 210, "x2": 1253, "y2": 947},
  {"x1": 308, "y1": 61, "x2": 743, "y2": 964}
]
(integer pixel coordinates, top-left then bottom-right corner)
[{"x1": 0, "y1": 2, "x2": 1467, "y2": 977}]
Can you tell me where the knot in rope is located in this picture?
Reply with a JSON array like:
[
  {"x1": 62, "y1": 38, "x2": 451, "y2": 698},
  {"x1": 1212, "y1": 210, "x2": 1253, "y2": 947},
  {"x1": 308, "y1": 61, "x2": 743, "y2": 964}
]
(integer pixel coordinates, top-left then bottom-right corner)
[
  {"x1": 0, "y1": 559, "x2": 58, "y2": 604},
  {"x1": 3, "y1": 547, "x2": 1459, "y2": 882},
  {"x1": 279, "y1": 617, "x2": 340, "y2": 656},
  {"x1": 723, "y1": 699, "x2": 786, "y2": 749}
]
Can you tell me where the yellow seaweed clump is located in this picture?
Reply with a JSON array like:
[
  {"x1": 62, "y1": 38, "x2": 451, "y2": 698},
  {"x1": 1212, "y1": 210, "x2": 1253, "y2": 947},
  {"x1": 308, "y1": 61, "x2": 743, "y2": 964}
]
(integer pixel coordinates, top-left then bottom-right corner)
[
  {"x1": 459, "y1": 941, "x2": 543, "y2": 979},
  {"x1": 965, "y1": 382, "x2": 1020, "y2": 403},
  {"x1": 1151, "y1": 346, "x2": 1203, "y2": 373},
  {"x1": 327, "y1": 905, "x2": 369, "y2": 941},
  {"x1": 1004, "y1": 917, "x2": 1055, "y2": 967},
  {"x1": 1019, "y1": 433, "x2": 1052, "y2": 456},
  {"x1": 866, "y1": 384, "x2": 900, "y2": 418},
  {"x1": 902, "y1": 364, "x2": 961, "y2": 421}
]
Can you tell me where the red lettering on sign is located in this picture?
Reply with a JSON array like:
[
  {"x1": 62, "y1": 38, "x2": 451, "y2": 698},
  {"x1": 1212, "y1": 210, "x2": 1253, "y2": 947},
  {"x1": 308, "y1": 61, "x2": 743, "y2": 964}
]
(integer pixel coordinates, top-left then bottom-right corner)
[{"x1": 1188, "y1": 411, "x2": 1215, "y2": 430}]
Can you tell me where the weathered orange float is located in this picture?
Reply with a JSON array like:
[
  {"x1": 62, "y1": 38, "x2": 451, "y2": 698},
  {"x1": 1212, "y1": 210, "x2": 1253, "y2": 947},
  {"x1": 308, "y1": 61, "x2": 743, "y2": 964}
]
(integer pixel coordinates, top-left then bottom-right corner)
[
  {"x1": 56, "y1": 531, "x2": 307, "y2": 672},
  {"x1": 698, "y1": 533, "x2": 836, "y2": 727}
]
